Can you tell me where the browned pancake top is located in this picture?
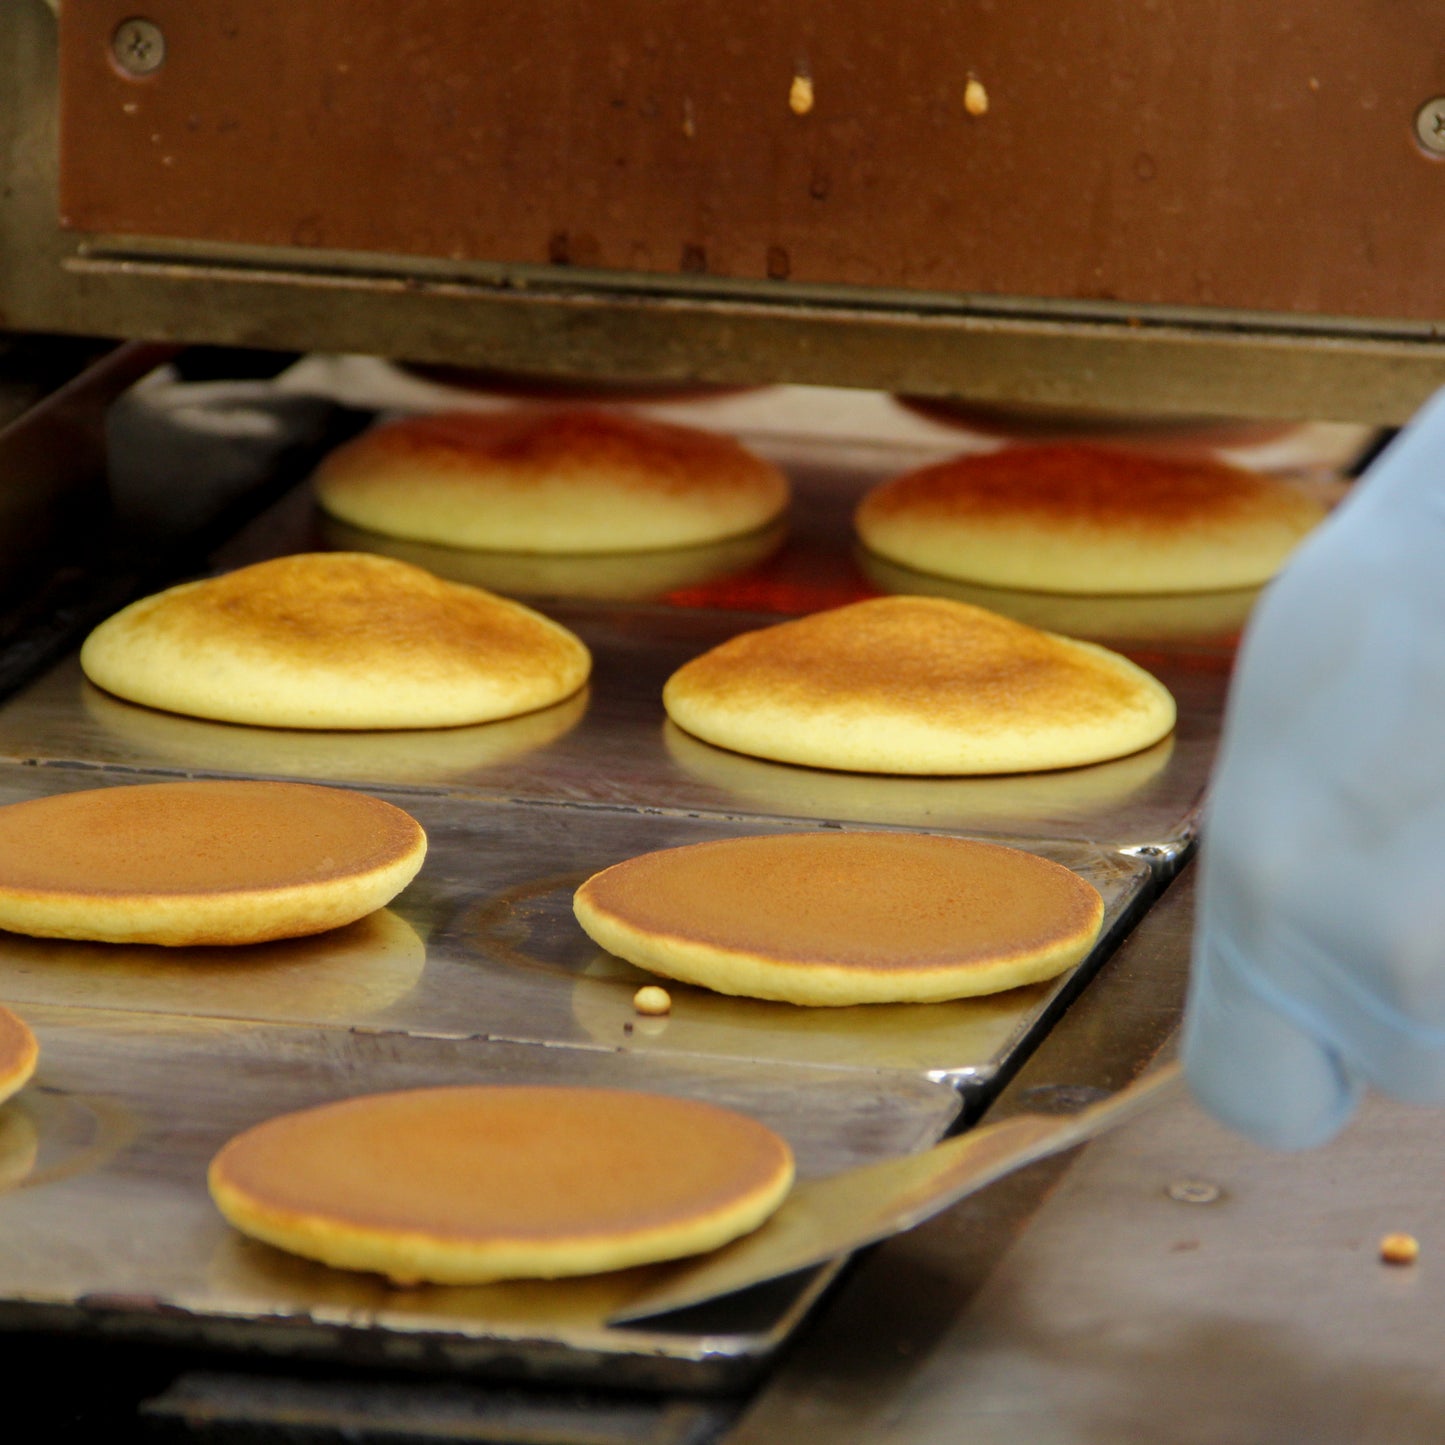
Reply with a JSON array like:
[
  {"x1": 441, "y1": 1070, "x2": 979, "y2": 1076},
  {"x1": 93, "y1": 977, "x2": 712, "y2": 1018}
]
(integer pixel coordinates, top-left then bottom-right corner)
[
  {"x1": 895, "y1": 397, "x2": 1294, "y2": 448},
  {"x1": 331, "y1": 407, "x2": 782, "y2": 501},
  {"x1": 580, "y1": 832, "x2": 1102, "y2": 971},
  {"x1": 213, "y1": 1086, "x2": 793, "y2": 1239},
  {"x1": 0, "y1": 781, "x2": 422, "y2": 898},
  {"x1": 0, "y1": 1005, "x2": 37, "y2": 1085},
  {"x1": 672, "y1": 596, "x2": 1148, "y2": 729},
  {"x1": 861, "y1": 443, "x2": 1306, "y2": 534},
  {"x1": 138, "y1": 553, "x2": 582, "y2": 689}
]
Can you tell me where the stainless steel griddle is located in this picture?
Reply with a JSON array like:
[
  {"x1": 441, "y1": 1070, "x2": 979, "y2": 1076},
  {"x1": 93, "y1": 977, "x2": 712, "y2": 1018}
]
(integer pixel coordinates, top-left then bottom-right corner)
[
  {"x1": 0, "y1": 1005, "x2": 963, "y2": 1390},
  {"x1": 0, "y1": 401, "x2": 1242, "y2": 866},
  {"x1": 0, "y1": 770, "x2": 1152, "y2": 1091},
  {"x1": 0, "y1": 386, "x2": 1241, "y2": 1388},
  {"x1": 4, "y1": 0, "x2": 1435, "y2": 1426}
]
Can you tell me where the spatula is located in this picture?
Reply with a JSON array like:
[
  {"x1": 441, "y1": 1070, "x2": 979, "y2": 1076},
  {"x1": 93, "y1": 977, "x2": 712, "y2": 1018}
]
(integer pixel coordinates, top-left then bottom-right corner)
[{"x1": 609, "y1": 1058, "x2": 1182, "y2": 1324}]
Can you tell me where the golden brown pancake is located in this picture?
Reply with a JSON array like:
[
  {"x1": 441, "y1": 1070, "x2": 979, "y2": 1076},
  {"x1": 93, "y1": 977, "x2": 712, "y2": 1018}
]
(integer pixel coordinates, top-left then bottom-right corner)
[
  {"x1": 574, "y1": 832, "x2": 1105, "y2": 1005},
  {"x1": 857, "y1": 549, "x2": 1261, "y2": 645},
  {"x1": 662, "y1": 595, "x2": 1176, "y2": 774},
  {"x1": 0, "y1": 1004, "x2": 38, "y2": 1105},
  {"x1": 312, "y1": 408, "x2": 789, "y2": 554},
  {"x1": 895, "y1": 395, "x2": 1297, "y2": 447},
  {"x1": 0, "y1": 780, "x2": 426, "y2": 946},
  {"x1": 81, "y1": 676, "x2": 588, "y2": 784},
  {"x1": 80, "y1": 552, "x2": 591, "y2": 730},
  {"x1": 855, "y1": 444, "x2": 1328, "y2": 594},
  {"x1": 319, "y1": 512, "x2": 788, "y2": 603},
  {"x1": 209, "y1": 1085, "x2": 795, "y2": 1284},
  {"x1": 575, "y1": 826, "x2": 1103, "y2": 1005},
  {"x1": 662, "y1": 718, "x2": 1176, "y2": 831}
]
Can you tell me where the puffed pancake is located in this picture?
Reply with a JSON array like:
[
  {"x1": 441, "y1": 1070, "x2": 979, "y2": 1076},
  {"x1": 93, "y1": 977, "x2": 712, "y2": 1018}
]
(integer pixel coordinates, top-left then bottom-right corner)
[
  {"x1": 662, "y1": 595, "x2": 1176, "y2": 774},
  {"x1": 80, "y1": 552, "x2": 591, "y2": 729},
  {"x1": 856, "y1": 443, "x2": 1328, "y2": 594},
  {"x1": 575, "y1": 831, "x2": 1104, "y2": 1005},
  {"x1": 0, "y1": 780, "x2": 426, "y2": 945},
  {"x1": 209, "y1": 1085, "x2": 795, "y2": 1284},
  {"x1": 0, "y1": 1005, "x2": 38, "y2": 1105},
  {"x1": 312, "y1": 408, "x2": 789, "y2": 553}
]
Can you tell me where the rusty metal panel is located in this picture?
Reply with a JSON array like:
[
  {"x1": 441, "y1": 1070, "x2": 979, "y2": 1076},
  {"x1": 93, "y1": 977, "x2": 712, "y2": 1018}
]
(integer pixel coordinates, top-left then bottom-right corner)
[{"x1": 58, "y1": 0, "x2": 1445, "y2": 320}]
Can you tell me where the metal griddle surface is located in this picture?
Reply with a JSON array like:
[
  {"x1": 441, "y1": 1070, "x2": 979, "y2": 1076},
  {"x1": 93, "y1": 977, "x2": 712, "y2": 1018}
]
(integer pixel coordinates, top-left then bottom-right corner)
[
  {"x1": 0, "y1": 765, "x2": 1150, "y2": 1091},
  {"x1": 0, "y1": 1003, "x2": 960, "y2": 1390},
  {"x1": 0, "y1": 395, "x2": 1244, "y2": 1386},
  {"x1": 0, "y1": 410, "x2": 1242, "y2": 865},
  {"x1": 0, "y1": 615, "x2": 1223, "y2": 867}
]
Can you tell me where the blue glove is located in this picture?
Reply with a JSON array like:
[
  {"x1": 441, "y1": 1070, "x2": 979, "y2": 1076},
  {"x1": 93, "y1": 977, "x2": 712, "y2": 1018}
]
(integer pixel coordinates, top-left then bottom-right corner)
[{"x1": 1184, "y1": 389, "x2": 1445, "y2": 1148}]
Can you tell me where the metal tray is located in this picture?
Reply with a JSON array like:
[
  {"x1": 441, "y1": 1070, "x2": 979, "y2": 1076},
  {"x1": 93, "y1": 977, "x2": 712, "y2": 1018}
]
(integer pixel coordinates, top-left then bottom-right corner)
[
  {"x1": 0, "y1": 406, "x2": 1239, "y2": 865},
  {"x1": 0, "y1": 756, "x2": 1149, "y2": 1385},
  {"x1": 0, "y1": 389, "x2": 1238, "y2": 1387},
  {"x1": 0, "y1": 610, "x2": 1222, "y2": 867},
  {"x1": 0, "y1": 1003, "x2": 961, "y2": 1391},
  {"x1": 0, "y1": 764, "x2": 1152, "y2": 1093}
]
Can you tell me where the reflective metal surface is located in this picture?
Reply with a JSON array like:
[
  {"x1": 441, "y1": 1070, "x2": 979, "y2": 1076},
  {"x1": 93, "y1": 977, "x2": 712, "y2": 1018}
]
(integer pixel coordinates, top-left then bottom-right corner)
[
  {"x1": 0, "y1": 641, "x2": 1218, "y2": 861},
  {"x1": 0, "y1": 378, "x2": 1233, "y2": 1391},
  {"x1": 0, "y1": 1004, "x2": 960, "y2": 1389},
  {"x1": 612, "y1": 1062, "x2": 1184, "y2": 1322},
  {"x1": 0, "y1": 413, "x2": 1237, "y2": 866},
  {"x1": 143, "y1": 1372, "x2": 743, "y2": 1445},
  {"x1": 729, "y1": 872, "x2": 1445, "y2": 1445},
  {"x1": 727, "y1": 867, "x2": 1194, "y2": 1440},
  {"x1": 0, "y1": 764, "x2": 1151, "y2": 1088}
]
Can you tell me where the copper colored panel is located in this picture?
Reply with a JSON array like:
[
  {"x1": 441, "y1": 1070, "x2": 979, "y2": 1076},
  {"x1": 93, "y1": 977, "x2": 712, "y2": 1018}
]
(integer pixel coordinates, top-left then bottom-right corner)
[{"x1": 55, "y1": 1, "x2": 1445, "y2": 320}]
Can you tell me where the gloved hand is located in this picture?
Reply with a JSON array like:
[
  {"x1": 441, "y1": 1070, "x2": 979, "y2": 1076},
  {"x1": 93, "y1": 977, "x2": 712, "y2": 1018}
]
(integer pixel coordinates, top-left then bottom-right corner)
[{"x1": 1184, "y1": 388, "x2": 1445, "y2": 1148}]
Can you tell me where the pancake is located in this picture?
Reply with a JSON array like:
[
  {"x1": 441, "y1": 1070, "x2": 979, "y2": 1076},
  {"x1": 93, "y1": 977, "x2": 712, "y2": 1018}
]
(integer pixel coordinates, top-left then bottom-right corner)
[
  {"x1": 894, "y1": 395, "x2": 1298, "y2": 447},
  {"x1": 856, "y1": 550, "x2": 1261, "y2": 646},
  {"x1": 319, "y1": 512, "x2": 788, "y2": 602},
  {"x1": 209, "y1": 1085, "x2": 794, "y2": 1284},
  {"x1": 662, "y1": 719, "x2": 1176, "y2": 830},
  {"x1": 661, "y1": 595, "x2": 1176, "y2": 774},
  {"x1": 574, "y1": 832, "x2": 1105, "y2": 1005},
  {"x1": 312, "y1": 408, "x2": 789, "y2": 554},
  {"x1": 81, "y1": 676, "x2": 588, "y2": 784},
  {"x1": 855, "y1": 444, "x2": 1329, "y2": 594},
  {"x1": 80, "y1": 552, "x2": 591, "y2": 730},
  {"x1": 0, "y1": 780, "x2": 426, "y2": 946},
  {"x1": 0, "y1": 1004, "x2": 38, "y2": 1105}
]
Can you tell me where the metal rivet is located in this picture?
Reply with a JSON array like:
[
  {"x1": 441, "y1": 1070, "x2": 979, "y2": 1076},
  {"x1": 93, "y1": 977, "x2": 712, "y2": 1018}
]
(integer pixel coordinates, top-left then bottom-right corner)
[
  {"x1": 1167, "y1": 1178, "x2": 1222, "y2": 1205},
  {"x1": 111, "y1": 18, "x2": 166, "y2": 78},
  {"x1": 1414, "y1": 98, "x2": 1445, "y2": 157}
]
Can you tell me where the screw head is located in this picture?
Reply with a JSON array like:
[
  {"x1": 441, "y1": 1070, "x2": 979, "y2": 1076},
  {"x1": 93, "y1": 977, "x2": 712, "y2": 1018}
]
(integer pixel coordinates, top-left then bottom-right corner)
[
  {"x1": 1414, "y1": 97, "x2": 1445, "y2": 157},
  {"x1": 111, "y1": 18, "x2": 166, "y2": 78}
]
